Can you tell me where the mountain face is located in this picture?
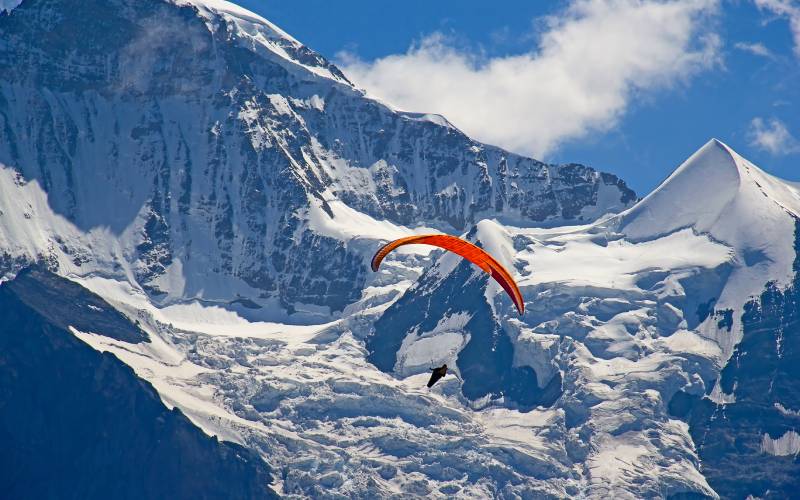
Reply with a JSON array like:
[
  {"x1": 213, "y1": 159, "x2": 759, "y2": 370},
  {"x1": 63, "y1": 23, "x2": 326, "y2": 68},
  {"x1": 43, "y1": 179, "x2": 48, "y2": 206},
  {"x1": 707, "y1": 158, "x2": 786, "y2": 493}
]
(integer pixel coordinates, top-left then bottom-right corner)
[
  {"x1": 2, "y1": 0, "x2": 799, "y2": 498},
  {"x1": 366, "y1": 139, "x2": 800, "y2": 497},
  {"x1": 0, "y1": 0, "x2": 634, "y2": 317},
  {"x1": 0, "y1": 267, "x2": 277, "y2": 500},
  {"x1": 669, "y1": 222, "x2": 800, "y2": 499}
]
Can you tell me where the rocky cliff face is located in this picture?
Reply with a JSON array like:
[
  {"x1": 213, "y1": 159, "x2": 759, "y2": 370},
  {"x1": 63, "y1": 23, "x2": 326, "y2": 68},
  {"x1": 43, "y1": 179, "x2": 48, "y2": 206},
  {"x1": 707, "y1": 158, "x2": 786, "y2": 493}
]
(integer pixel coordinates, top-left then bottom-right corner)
[
  {"x1": 0, "y1": 0, "x2": 634, "y2": 315},
  {"x1": 669, "y1": 220, "x2": 800, "y2": 499}
]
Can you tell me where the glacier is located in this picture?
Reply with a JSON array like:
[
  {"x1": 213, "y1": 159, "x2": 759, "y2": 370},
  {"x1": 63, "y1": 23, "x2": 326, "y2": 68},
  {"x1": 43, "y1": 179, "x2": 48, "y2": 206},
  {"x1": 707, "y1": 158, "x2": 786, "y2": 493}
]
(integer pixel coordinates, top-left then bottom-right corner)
[{"x1": 1, "y1": 0, "x2": 800, "y2": 498}]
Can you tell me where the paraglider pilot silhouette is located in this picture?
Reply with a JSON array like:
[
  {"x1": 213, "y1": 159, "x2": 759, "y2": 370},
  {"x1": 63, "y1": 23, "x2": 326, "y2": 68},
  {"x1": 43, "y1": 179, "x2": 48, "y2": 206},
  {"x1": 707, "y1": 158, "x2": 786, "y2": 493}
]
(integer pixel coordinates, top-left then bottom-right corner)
[
  {"x1": 427, "y1": 364, "x2": 448, "y2": 388},
  {"x1": 371, "y1": 234, "x2": 525, "y2": 389}
]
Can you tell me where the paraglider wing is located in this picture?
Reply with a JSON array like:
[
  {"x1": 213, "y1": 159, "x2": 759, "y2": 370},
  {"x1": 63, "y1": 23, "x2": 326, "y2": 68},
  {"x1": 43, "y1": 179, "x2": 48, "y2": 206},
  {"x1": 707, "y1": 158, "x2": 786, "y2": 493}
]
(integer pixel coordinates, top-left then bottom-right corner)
[{"x1": 370, "y1": 234, "x2": 525, "y2": 314}]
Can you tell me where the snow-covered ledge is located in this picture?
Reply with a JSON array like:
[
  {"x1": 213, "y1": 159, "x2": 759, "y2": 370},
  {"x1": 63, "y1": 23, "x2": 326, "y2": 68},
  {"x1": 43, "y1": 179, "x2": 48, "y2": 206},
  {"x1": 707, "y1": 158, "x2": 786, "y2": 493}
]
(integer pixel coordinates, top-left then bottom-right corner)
[{"x1": 761, "y1": 431, "x2": 800, "y2": 457}]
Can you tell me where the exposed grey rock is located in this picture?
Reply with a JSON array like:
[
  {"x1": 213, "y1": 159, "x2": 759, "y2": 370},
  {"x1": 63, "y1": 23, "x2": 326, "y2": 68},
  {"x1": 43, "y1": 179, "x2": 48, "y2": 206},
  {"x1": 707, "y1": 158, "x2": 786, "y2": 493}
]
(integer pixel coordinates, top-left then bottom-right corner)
[{"x1": 0, "y1": 0, "x2": 635, "y2": 313}]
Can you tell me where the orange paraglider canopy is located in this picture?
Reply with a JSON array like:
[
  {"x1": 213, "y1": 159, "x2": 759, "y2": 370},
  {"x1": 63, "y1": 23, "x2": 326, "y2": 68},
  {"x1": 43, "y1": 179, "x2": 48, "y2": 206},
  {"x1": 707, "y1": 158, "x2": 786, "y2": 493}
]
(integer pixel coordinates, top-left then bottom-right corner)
[{"x1": 370, "y1": 234, "x2": 525, "y2": 315}]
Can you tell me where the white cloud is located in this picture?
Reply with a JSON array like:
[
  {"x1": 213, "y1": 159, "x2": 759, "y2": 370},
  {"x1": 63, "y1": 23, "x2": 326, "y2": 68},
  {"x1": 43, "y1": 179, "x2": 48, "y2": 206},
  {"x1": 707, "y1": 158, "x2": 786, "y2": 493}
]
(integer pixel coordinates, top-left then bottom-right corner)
[
  {"x1": 748, "y1": 117, "x2": 799, "y2": 155},
  {"x1": 754, "y1": 0, "x2": 800, "y2": 57},
  {"x1": 339, "y1": 0, "x2": 721, "y2": 158},
  {"x1": 734, "y1": 41, "x2": 773, "y2": 57}
]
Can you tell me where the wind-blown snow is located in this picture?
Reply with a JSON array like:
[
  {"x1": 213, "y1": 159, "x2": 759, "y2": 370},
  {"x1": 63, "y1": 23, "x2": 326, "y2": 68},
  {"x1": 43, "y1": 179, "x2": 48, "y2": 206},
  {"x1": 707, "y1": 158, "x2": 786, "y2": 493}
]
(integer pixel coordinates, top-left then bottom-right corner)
[{"x1": 173, "y1": 0, "x2": 349, "y2": 83}]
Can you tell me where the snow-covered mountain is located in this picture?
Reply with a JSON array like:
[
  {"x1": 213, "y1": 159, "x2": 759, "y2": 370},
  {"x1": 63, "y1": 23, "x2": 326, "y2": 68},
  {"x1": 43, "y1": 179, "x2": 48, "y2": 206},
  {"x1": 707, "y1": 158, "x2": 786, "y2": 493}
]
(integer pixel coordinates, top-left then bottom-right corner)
[
  {"x1": 0, "y1": 0, "x2": 633, "y2": 319},
  {"x1": 2, "y1": 0, "x2": 800, "y2": 498},
  {"x1": 367, "y1": 139, "x2": 800, "y2": 497}
]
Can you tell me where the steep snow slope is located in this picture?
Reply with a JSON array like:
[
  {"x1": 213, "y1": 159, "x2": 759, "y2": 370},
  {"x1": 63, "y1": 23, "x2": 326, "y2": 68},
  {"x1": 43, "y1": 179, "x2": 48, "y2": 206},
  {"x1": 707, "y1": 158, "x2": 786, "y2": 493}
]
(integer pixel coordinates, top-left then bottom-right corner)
[
  {"x1": 0, "y1": 0, "x2": 634, "y2": 317},
  {"x1": 175, "y1": 0, "x2": 352, "y2": 84},
  {"x1": 669, "y1": 222, "x2": 800, "y2": 498},
  {"x1": 72, "y1": 200, "x2": 731, "y2": 497},
  {"x1": 69, "y1": 139, "x2": 795, "y2": 498}
]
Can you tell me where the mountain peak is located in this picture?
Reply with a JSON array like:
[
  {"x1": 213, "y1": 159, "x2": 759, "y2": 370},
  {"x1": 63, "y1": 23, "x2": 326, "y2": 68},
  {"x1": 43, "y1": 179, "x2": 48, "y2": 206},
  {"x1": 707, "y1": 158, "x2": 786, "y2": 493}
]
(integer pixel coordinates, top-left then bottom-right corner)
[
  {"x1": 0, "y1": 0, "x2": 635, "y2": 313},
  {"x1": 618, "y1": 138, "x2": 800, "y2": 347},
  {"x1": 173, "y1": 0, "x2": 353, "y2": 84},
  {"x1": 619, "y1": 138, "x2": 740, "y2": 240},
  {"x1": 620, "y1": 138, "x2": 800, "y2": 242},
  {"x1": 176, "y1": 0, "x2": 301, "y2": 43}
]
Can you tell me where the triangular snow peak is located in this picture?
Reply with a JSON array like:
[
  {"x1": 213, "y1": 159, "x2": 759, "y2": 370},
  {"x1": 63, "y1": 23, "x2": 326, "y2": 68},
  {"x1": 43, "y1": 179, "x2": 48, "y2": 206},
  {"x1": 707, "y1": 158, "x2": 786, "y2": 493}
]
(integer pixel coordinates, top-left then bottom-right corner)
[
  {"x1": 620, "y1": 138, "x2": 800, "y2": 244},
  {"x1": 620, "y1": 139, "x2": 740, "y2": 240}
]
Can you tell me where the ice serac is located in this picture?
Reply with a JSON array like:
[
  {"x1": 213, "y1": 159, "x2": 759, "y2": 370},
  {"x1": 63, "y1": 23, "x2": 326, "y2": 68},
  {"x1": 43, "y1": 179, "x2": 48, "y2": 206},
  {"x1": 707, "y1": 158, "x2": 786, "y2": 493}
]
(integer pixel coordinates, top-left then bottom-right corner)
[
  {"x1": 0, "y1": 0, "x2": 634, "y2": 316},
  {"x1": 669, "y1": 220, "x2": 800, "y2": 499},
  {"x1": 367, "y1": 139, "x2": 800, "y2": 497}
]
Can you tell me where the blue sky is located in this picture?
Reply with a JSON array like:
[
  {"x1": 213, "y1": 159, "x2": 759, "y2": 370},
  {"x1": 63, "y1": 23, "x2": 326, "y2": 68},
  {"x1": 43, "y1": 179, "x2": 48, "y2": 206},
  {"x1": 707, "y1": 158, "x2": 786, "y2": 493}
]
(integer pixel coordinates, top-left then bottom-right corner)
[{"x1": 242, "y1": 0, "x2": 799, "y2": 195}]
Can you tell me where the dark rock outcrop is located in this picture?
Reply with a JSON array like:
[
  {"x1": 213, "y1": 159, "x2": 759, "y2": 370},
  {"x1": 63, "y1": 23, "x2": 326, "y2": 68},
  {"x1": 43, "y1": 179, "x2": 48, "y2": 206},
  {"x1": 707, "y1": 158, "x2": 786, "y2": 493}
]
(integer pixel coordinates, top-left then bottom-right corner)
[
  {"x1": 669, "y1": 220, "x2": 800, "y2": 499},
  {"x1": 0, "y1": 269, "x2": 278, "y2": 500}
]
